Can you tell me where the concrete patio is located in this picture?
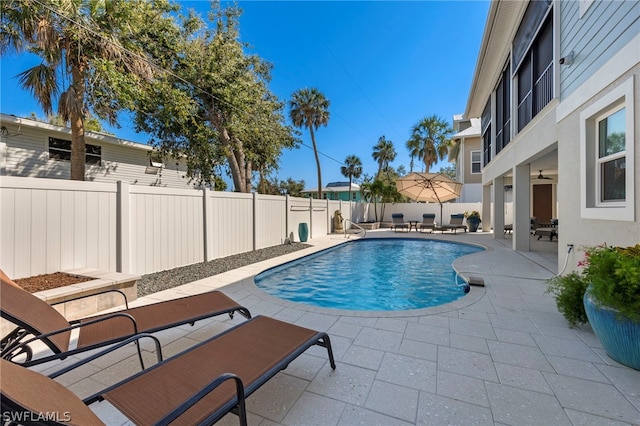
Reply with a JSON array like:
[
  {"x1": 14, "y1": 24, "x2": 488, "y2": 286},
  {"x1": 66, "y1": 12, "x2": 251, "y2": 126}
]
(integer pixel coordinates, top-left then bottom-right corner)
[{"x1": 33, "y1": 231, "x2": 640, "y2": 425}]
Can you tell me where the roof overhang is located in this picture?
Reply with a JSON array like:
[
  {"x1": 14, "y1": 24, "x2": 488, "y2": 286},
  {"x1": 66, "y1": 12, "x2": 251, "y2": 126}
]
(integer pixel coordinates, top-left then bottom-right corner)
[
  {"x1": 464, "y1": 0, "x2": 528, "y2": 118},
  {"x1": 0, "y1": 113, "x2": 154, "y2": 152}
]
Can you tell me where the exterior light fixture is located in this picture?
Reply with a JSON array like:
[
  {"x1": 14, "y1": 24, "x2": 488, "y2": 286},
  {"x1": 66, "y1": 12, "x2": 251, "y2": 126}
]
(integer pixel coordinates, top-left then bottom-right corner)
[{"x1": 559, "y1": 50, "x2": 575, "y2": 66}]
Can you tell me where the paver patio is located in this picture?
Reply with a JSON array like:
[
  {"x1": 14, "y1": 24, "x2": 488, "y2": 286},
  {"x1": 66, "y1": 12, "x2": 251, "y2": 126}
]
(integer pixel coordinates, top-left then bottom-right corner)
[{"x1": 30, "y1": 231, "x2": 640, "y2": 425}]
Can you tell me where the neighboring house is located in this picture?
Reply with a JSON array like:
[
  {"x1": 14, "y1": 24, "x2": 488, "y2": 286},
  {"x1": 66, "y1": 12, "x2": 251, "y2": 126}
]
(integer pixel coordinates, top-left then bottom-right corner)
[
  {"x1": 301, "y1": 181, "x2": 362, "y2": 201},
  {"x1": 449, "y1": 115, "x2": 482, "y2": 202},
  {"x1": 463, "y1": 0, "x2": 639, "y2": 267},
  {"x1": 0, "y1": 113, "x2": 195, "y2": 189}
]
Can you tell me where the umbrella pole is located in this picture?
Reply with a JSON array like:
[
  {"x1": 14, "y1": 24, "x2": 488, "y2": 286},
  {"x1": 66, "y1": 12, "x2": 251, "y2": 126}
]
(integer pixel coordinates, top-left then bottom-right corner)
[{"x1": 440, "y1": 203, "x2": 443, "y2": 225}]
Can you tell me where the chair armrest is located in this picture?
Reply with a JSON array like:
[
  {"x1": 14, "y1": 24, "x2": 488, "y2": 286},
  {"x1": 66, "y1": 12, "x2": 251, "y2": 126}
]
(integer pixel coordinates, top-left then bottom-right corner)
[
  {"x1": 2, "y1": 312, "x2": 140, "y2": 364},
  {"x1": 155, "y1": 373, "x2": 247, "y2": 426},
  {"x1": 51, "y1": 288, "x2": 129, "y2": 310},
  {"x1": 48, "y1": 333, "x2": 163, "y2": 379}
]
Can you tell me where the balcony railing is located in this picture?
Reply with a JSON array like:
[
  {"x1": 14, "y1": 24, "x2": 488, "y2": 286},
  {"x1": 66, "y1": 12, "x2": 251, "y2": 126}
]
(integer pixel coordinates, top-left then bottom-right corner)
[
  {"x1": 534, "y1": 61, "x2": 553, "y2": 116},
  {"x1": 517, "y1": 61, "x2": 553, "y2": 132}
]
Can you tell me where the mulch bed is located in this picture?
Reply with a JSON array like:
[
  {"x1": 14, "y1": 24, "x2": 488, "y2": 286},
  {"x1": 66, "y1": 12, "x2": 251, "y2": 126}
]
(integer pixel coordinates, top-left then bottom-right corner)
[{"x1": 13, "y1": 273, "x2": 92, "y2": 293}]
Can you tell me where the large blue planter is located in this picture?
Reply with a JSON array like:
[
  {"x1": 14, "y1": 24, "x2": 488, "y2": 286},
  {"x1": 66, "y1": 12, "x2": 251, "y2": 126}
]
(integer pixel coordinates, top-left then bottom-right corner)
[
  {"x1": 467, "y1": 218, "x2": 480, "y2": 232},
  {"x1": 584, "y1": 291, "x2": 640, "y2": 370},
  {"x1": 298, "y1": 223, "x2": 309, "y2": 243}
]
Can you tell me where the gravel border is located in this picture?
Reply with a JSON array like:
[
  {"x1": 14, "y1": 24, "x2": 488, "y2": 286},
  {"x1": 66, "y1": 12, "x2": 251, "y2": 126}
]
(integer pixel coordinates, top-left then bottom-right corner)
[{"x1": 137, "y1": 243, "x2": 311, "y2": 297}]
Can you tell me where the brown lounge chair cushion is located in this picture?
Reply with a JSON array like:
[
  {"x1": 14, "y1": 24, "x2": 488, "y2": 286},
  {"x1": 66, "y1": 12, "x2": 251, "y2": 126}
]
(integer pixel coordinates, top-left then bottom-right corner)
[
  {"x1": 103, "y1": 316, "x2": 330, "y2": 424},
  {"x1": 1, "y1": 316, "x2": 335, "y2": 425},
  {"x1": 1, "y1": 269, "x2": 250, "y2": 365},
  {"x1": 1, "y1": 359, "x2": 104, "y2": 426}
]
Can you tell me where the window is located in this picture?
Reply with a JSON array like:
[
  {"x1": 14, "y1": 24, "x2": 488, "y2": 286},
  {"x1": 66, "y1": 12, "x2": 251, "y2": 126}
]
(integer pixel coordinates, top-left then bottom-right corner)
[
  {"x1": 495, "y1": 61, "x2": 511, "y2": 154},
  {"x1": 580, "y1": 77, "x2": 634, "y2": 221},
  {"x1": 481, "y1": 99, "x2": 492, "y2": 165},
  {"x1": 48, "y1": 137, "x2": 101, "y2": 165},
  {"x1": 471, "y1": 151, "x2": 481, "y2": 174},
  {"x1": 597, "y1": 108, "x2": 625, "y2": 202},
  {"x1": 515, "y1": 9, "x2": 553, "y2": 132}
]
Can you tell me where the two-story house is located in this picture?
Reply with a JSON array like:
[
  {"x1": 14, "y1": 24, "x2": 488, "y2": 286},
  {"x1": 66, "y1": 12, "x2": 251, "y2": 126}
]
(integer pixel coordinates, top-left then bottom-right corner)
[
  {"x1": 449, "y1": 115, "x2": 482, "y2": 202},
  {"x1": 463, "y1": 0, "x2": 638, "y2": 269}
]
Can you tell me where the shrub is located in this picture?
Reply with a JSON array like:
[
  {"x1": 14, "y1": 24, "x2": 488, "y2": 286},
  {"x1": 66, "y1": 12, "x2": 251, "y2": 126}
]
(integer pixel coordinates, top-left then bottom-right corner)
[{"x1": 546, "y1": 271, "x2": 589, "y2": 326}]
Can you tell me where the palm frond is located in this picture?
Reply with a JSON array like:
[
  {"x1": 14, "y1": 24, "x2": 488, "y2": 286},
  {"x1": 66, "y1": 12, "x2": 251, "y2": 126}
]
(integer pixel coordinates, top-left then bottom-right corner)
[{"x1": 16, "y1": 64, "x2": 59, "y2": 114}]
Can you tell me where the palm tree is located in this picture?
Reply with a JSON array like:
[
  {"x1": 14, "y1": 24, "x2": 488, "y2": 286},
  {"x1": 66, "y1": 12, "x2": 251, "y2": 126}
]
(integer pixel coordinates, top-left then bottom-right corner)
[
  {"x1": 405, "y1": 137, "x2": 421, "y2": 172},
  {"x1": 340, "y1": 155, "x2": 363, "y2": 202},
  {"x1": 372, "y1": 136, "x2": 396, "y2": 178},
  {"x1": 289, "y1": 88, "x2": 330, "y2": 199},
  {"x1": 406, "y1": 115, "x2": 453, "y2": 172},
  {"x1": 1, "y1": 0, "x2": 173, "y2": 180}
]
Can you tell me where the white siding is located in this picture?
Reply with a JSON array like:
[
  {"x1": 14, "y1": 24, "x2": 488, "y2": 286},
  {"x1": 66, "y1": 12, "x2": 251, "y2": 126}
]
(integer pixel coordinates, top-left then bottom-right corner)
[{"x1": 0, "y1": 117, "x2": 195, "y2": 189}]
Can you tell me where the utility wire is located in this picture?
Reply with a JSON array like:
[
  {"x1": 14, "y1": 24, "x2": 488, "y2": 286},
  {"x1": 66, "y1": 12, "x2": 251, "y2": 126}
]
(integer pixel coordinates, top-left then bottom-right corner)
[
  {"x1": 326, "y1": 46, "x2": 400, "y2": 137},
  {"x1": 31, "y1": 0, "x2": 351, "y2": 166}
]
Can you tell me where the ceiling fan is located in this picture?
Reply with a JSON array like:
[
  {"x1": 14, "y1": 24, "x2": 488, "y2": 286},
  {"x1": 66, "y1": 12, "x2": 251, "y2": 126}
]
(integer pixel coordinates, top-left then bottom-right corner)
[{"x1": 537, "y1": 170, "x2": 552, "y2": 180}]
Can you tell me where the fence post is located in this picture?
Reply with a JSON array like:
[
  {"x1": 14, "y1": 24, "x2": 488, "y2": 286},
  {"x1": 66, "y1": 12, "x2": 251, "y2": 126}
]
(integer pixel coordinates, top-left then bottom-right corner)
[
  {"x1": 116, "y1": 181, "x2": 130, "y2": 273},
  {"x1": 202, "y1": 187, "x2": 210, "y2": 261},
  {"x1": 252, "y1": 192, "x2": 257, "y2": 251},
  {"x1": 328, "y1": 199, "x2": 332, "y2": 234},
  {"x1": 308, "y1": 197, "x2": 313, "y2": 239},
  {"x1": 285, "y1": 194, "x2": 290, "y2": 241}
]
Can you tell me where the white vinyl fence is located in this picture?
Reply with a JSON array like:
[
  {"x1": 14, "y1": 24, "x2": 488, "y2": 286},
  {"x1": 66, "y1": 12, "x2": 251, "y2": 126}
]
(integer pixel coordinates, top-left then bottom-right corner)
[
  {"x1": 0, "y1": 176, "x2": 488, "y2": 279},
  {"x1": 0, "y1": 177, "x2": 357, "y2": 278}
]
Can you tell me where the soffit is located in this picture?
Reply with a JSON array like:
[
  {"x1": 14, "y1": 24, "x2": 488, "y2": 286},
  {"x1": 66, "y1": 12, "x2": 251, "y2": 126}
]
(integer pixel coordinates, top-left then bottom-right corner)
[{"x1": 465, "y1": 1, "x2": 528, "y2": 118}]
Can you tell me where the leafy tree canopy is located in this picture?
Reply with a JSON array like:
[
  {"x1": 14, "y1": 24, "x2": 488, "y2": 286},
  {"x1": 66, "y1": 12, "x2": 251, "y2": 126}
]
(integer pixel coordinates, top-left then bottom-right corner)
[
  {"x1": 131, "y1": 3, "x2": 298, "y2": 190},
  {"x1": 2, "y1": 0, "x2": 178, "y2": 180}
]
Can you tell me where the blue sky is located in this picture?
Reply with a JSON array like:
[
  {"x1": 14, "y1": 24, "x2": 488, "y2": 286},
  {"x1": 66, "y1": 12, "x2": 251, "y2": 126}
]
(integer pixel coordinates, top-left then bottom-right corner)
[{"x1": 0, "y1": 0, "x2": 490, "y2": 190}]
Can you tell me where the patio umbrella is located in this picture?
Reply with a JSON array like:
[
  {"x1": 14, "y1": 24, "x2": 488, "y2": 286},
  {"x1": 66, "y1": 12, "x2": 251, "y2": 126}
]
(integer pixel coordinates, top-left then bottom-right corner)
[{"x1": 395, "y1": 172, "x2": 463, "y2": 224}]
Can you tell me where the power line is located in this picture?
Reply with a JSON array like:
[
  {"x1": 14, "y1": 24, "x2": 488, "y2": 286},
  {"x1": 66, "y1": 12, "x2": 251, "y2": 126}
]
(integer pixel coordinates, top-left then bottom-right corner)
[
  {"x1": 326, "y1": 46, "x2": 401, "y2": 137},
  {"x1": 30, "y1": 0, "x2": 351, "y2": 165}
]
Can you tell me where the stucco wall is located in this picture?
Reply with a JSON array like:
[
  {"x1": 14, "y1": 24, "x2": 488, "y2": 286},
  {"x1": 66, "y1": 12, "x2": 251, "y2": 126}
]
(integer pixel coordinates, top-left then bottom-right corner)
[{"x1": 556, "y1": 64, "x2": 640, "y2": 271}]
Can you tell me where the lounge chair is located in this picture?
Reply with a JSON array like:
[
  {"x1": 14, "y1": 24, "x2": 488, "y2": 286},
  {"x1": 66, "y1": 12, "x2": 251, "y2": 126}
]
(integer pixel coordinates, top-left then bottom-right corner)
[
  {"x1": 441, "y1": 214, "x2": 468, "y2": 233},
  {"x1": 0, "y1": 315, "x2": 336, "y2": 426},
  {"x1": 391, "y1": 213, "x2": 410, "y2": 232},
  {"x1": 0, "y1": 270, "x2": 251, "y2": 367},
  {"x1": 417, "y1": 213, "x2": 436, "y2": 233}
]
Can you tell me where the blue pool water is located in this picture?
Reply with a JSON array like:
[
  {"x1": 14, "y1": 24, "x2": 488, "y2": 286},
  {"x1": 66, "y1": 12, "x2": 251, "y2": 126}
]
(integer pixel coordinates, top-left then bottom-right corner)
[{"x1": 254, "y1": 238, "x2": 484, "y2": 311}]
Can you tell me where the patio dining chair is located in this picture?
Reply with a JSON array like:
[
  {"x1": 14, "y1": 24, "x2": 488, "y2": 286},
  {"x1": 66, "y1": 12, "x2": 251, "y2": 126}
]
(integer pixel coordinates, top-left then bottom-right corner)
[
  {"x1": 0, "y1": 270, "x2": 251, "y2": 367},
  {"x1": 0, "y1": 315, "x2": 336, "y2": 426}
]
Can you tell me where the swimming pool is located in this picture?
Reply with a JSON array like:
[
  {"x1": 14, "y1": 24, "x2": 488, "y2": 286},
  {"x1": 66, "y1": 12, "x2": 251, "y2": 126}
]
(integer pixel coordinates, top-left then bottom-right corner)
[{"x1": 254, "y1": 238, "x2": 484, "y2": 311}]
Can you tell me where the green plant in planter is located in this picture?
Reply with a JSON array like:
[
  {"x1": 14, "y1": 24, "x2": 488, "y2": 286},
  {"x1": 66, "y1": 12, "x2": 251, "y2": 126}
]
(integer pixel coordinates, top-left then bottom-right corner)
[
  {"x1": 464, "y1": 211, "x2": 481, "y2": 222},
  {"x1": 582, "y1": 244, "x2": 640, "y2": 322},
  {"x1": 545, "y1": 272, "x2": 589, "y2": 326},
  {"x1": 464, "y1": 210, "x2": 481, "y2": 232},
  {"x1": 579, "y1": 243, "x2": 640, "y2": 370}
]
